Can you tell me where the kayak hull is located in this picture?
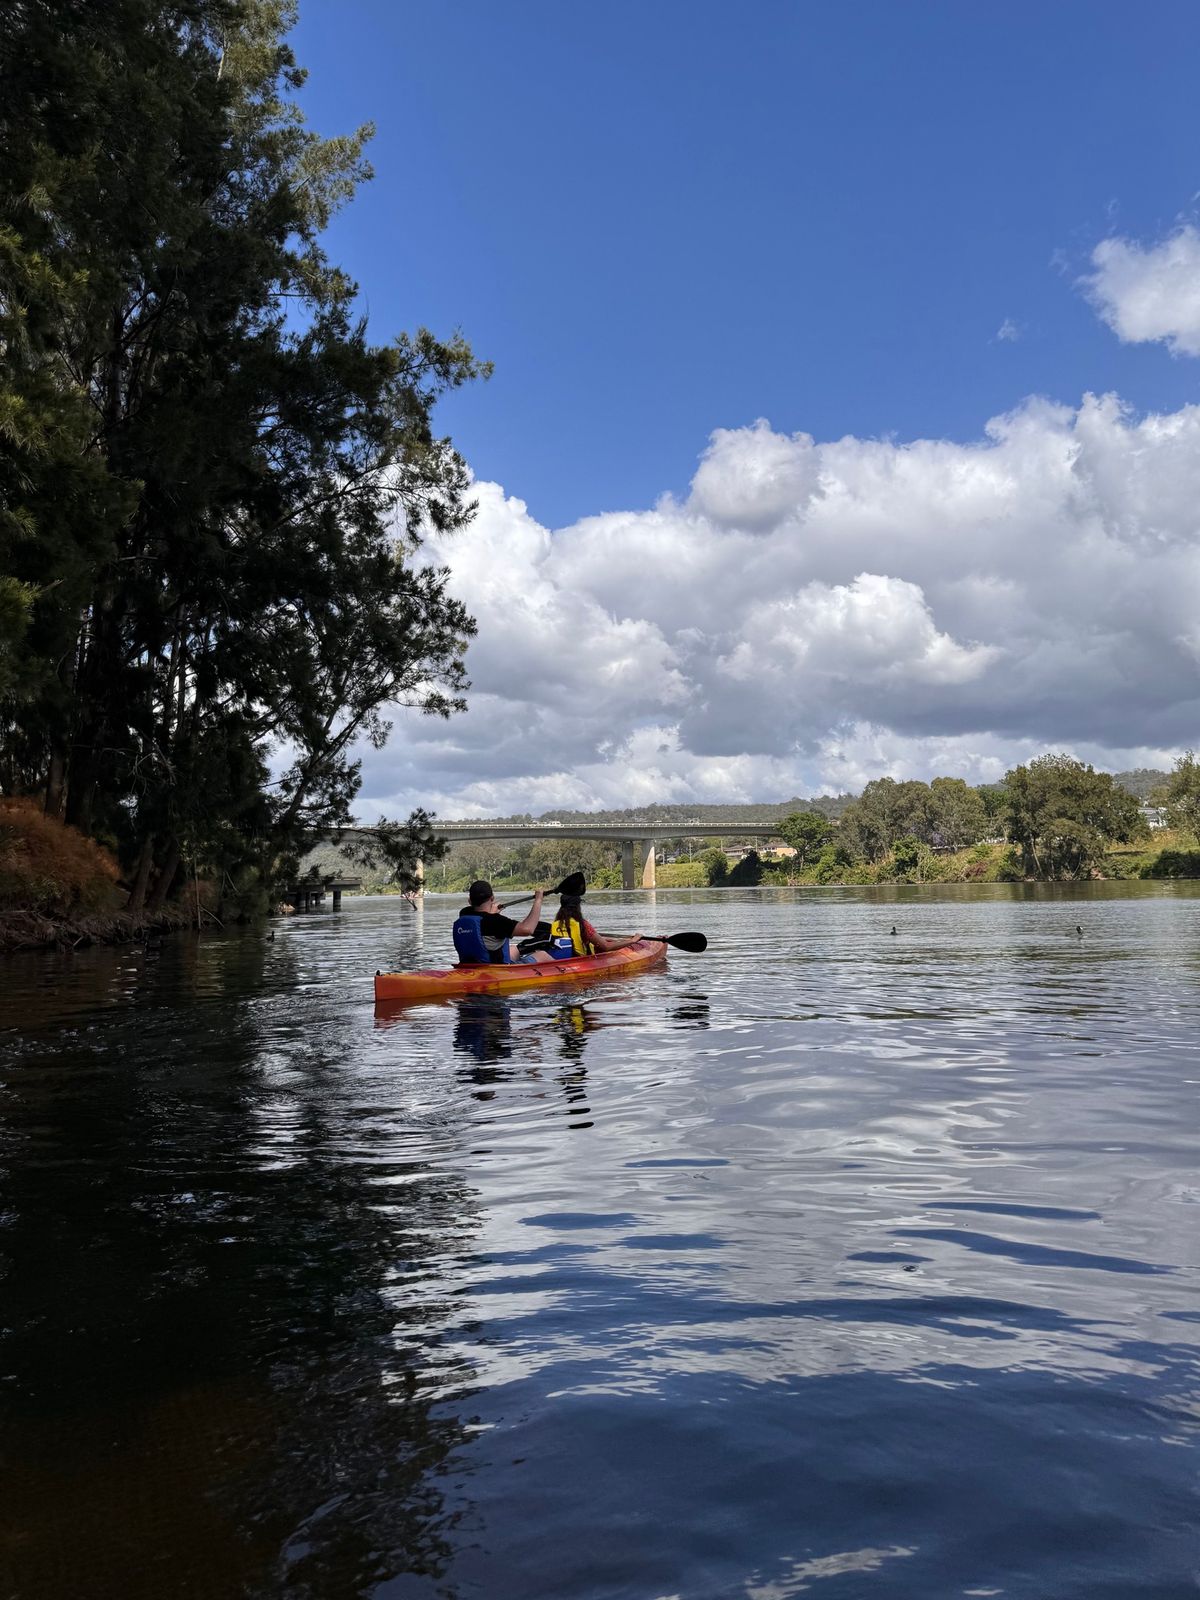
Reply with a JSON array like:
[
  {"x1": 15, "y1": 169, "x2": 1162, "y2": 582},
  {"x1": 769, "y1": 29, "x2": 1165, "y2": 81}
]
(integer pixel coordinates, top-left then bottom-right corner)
[{"x1": 374, "y1": 937, "x2": 666, "y2": 1005}]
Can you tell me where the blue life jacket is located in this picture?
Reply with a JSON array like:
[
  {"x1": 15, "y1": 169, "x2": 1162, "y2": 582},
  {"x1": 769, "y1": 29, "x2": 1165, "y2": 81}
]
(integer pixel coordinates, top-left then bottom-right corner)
[{"x1": 452, "y1": 913, "x2": 511, "y2": 965}]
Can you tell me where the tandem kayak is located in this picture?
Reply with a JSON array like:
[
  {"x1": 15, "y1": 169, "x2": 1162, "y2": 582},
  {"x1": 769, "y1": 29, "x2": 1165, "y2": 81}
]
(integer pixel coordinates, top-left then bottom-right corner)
[{"x1": 374, "y1": 937, "x2": 666, "y2": 1005}]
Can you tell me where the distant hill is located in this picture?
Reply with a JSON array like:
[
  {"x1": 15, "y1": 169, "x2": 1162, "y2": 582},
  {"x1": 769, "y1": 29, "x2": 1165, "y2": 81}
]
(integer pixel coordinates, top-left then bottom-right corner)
[
  {"x1": 448, "y1": 795, "x2": 856, "y2": 827},
  {"x1": 1112, "y1": 768, "x2": 1170, "y2": 800}
]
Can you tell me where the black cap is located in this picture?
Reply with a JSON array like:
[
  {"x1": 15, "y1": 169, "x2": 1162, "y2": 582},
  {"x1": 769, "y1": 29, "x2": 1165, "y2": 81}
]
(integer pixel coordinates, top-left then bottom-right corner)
[{"x1": 468, "y1": 879, "x2": 494, "y2": 906}]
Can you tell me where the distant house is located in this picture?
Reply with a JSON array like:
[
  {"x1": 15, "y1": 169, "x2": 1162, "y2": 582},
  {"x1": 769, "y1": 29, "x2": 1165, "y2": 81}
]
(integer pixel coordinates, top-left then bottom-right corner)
[{"x1": 1139, "y1": 804, "x2": 1167, "y2": 830}]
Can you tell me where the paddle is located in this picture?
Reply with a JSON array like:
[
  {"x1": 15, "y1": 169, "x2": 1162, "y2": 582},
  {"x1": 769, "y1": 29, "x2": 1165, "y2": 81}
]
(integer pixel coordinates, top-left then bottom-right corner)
[
  {"x1": 517, "y1": 928, "x2": 707, "y2": 955},
  {"x1": 632, "y1": 931, "x2": 708, "y2": 953},
  {"x1": 498, "y1": 871, "x2": 586, "y2": 910}
]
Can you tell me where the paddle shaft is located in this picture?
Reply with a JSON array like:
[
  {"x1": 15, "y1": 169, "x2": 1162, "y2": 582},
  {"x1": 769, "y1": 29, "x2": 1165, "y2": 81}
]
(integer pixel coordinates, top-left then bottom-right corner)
[
  {"x1": 612, "y1": 931, "x2": 707, "y2": 952},
  {"x1": 498, "y1": 874, "x2": 583, "y2": 909}
]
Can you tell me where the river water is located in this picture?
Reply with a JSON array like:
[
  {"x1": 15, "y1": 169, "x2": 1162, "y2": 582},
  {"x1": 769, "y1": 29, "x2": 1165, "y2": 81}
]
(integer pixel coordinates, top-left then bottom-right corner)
[{"x1": 1, "y1": 885, "x2": 1198, "y2": 1600}]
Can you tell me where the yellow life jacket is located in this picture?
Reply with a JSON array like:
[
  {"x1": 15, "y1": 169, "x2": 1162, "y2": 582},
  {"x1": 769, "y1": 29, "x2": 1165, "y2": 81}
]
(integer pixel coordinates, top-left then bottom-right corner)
[{"x1": 549, "y1": 915, "x2": 595, "y2": 958}]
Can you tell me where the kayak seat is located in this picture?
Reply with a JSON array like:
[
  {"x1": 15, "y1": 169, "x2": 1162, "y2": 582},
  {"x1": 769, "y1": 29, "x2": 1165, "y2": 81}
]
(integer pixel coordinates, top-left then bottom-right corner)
[{"x1": 452, "y1": 914, "x2": 510, "y2": 965}]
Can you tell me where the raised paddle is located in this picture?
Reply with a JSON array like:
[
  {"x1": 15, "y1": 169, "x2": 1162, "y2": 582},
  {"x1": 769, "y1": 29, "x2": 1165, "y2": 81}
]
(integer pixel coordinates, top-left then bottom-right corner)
[{"x1": 498, "y1": 871, "x2": 586, "y2": 910}]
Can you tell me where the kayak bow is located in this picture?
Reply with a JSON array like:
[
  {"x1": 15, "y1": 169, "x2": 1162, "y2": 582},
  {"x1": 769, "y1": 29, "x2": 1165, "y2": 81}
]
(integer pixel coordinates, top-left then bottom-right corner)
[{"x1": 374, "y1": 937, "x2": 666, "y2": 1005}]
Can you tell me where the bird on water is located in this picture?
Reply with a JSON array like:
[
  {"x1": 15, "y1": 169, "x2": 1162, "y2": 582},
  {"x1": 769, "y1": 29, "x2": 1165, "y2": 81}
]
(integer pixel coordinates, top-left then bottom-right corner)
[{"x1": 889, "y1": 925, "x2": 897, "y2": 936}]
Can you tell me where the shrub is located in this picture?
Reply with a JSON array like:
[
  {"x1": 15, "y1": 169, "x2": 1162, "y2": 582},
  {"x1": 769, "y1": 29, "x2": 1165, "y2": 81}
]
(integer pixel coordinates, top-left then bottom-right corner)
[
  {"x1": 838, "y1": 863, "x2": 877, "y2": 884},
  {"x1": 727, "y1": 849, "x2": 763, "y2": 887},
  {"x1": 1140, "y1": 849, "x2": 1200, "y2": 879},
  {"x1": 698, "y1": 847, "x2": 728, "y2": 886},
  {"x1": 891, "y1": 836, "x2": 923, "y2": 877},
  {"x1": 655, "y1": 862, "x2": 708, "y2": 887},
  {"x1": 917, "y1": 851, "x2": 956, "y2": 882},
  {"x1": 0, "y1": 799, "x2": 122, "y2": 914},
  {"x1": 814, "y1": 843, "x2": 854, "y2": 883},
  {"x1": 995, "y1": 847, "x2": 1024, "y2": 882}
]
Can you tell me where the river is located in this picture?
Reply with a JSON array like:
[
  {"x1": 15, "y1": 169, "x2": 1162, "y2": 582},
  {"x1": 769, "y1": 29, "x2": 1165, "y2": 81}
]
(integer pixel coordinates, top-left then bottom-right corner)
[{"x1": 1, "y1": 885, "x2": 1198, "y2": 1599}]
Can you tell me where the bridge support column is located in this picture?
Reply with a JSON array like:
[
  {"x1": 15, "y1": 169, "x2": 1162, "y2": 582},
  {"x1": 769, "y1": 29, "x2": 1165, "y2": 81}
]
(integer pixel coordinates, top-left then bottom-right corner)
[
  {"x1": 620, "y1": 839, "x2": 657, "y2": 888},
  {"x1": 413, "y1": 855, "x2": 424, "y2": 897},
  {"x1": 640, "y1": 839, "x2": 656, "y2": 889}
]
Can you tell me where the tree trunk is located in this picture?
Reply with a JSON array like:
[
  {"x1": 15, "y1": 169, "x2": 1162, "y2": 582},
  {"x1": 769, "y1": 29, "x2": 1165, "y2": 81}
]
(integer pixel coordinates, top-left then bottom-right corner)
[
  {"x1": 63, "y1": 759, "x2": 96, "y2": 834},
  {"x1": 44, "y1": 750, "x2": 66, "y2": 818},
  {"x1": 147, "y1": 835, "x2": 181, "y2": 911},
  {"x1": 126, "y1": 834, "x2": 156, "y2": 916}
]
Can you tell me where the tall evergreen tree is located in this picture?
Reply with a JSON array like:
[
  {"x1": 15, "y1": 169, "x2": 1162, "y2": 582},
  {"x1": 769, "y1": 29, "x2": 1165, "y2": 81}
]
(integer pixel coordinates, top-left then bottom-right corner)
[{"x1": 0, "y1": 1, "x2": 485, "y2": 907}]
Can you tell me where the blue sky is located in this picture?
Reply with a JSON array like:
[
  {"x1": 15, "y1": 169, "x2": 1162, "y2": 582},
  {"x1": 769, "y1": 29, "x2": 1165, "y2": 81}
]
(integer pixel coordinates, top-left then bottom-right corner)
[
  {"x1": 288, "y1": 2, "x2": 1200, "y2": 814},
  {"x1": 294, "y1": 0, "x2": 1200, "y2": 531}
]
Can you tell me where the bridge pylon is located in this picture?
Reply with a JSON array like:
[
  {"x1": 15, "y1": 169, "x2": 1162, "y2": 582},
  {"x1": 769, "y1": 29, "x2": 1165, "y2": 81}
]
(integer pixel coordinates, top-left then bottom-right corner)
[{"x1": 620, "y1": 838, "x2": 656, "y2": 890}]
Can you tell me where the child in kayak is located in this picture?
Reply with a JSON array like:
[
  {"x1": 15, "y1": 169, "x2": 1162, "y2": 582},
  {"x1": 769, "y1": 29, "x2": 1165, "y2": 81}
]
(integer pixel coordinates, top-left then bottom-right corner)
[{"x1": 548, "y1": 892, "x2": 642, "y2": 959}]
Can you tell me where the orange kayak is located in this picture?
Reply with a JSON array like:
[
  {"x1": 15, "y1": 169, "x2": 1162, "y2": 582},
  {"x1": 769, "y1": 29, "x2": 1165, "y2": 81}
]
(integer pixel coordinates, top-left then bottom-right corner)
[{"x1": 374, "y1": 937, "x2": 666, "y2": 1005}]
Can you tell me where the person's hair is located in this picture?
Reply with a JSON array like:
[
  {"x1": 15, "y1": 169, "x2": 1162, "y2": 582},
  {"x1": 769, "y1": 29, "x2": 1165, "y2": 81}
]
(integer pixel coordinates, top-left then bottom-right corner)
[
  {"x1": 468, "y1": 879, "x2": 494, "y2": 907},
  {"x1": 557, "y1": 893, "x2": 583, "y2": 924}
]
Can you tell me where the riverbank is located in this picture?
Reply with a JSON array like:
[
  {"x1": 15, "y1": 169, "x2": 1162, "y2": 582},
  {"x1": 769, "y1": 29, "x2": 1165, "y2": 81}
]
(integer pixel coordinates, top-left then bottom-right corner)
[{"x1": 0, "y1": 904, "x2": 197, "y2": 955}]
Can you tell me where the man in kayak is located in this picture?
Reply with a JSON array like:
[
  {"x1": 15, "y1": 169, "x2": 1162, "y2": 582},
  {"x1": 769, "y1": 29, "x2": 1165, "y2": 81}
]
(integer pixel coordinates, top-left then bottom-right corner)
[
  {"x1": 547, "y1": 890, "x2": 642, "y2": 959},
  {"x1": 454, "y1": 880, "x2": 555, "y2": 965}
]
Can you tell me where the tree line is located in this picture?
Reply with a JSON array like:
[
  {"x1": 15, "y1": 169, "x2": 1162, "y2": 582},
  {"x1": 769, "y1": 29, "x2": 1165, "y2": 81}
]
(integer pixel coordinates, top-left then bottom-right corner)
[
  {"x1": 409, "y1": 754, "x2": 1200, "y2": 892},
  {"x1": 0, "y1": 1, "x2": 479, "y2": 913},
  {"x1": 762, "y1": 753, "x2": 1199, "y2": 883}
]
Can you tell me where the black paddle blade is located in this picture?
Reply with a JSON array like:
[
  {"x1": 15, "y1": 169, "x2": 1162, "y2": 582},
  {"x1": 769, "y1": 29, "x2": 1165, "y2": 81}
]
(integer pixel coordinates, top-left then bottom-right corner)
[
  {"x1": 498, "y1": 872, "x2": 587, "y2": 911},
  {"x1": 661, "y1": 930, "x2": 707, "y2": 952}
]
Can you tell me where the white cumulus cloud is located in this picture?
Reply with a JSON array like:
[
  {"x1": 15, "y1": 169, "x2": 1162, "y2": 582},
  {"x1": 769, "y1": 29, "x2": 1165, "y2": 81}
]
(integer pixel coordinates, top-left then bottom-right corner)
[
  {"x1": 360, "y1": 401, "x2": 1200, "y2": 817},
  {"x1": 687, "y1": 418, "x2": 821, "y2": 531},
  {"x1": 1084, "y1": 226, "x2": 1200, "y2": 356}
]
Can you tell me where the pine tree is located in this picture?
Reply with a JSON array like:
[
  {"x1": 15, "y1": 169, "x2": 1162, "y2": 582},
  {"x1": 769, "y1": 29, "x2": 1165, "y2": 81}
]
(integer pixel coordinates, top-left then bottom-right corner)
[{"x1": 0, "y1": 1, "x2": 486, "y2": 907}]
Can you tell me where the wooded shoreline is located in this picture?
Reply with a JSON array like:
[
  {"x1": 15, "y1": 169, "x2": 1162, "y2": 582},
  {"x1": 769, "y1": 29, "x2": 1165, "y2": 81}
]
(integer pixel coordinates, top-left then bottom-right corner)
[{"x1": 0, "y1": 905, "x2": 196, "y2": 956}]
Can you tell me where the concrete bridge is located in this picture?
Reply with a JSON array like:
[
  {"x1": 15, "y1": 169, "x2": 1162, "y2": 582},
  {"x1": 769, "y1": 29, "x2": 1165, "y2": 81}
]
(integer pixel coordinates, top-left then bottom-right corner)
[{"x1": 430, "y1": 818, "x2": 788, "y2": 889}]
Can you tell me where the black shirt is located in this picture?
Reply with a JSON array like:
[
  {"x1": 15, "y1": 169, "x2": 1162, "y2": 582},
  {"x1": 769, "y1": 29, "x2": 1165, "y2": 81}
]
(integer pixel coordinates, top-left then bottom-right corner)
[{"x1": 460, "y1": 908, "x2": 518, "y2": 962}]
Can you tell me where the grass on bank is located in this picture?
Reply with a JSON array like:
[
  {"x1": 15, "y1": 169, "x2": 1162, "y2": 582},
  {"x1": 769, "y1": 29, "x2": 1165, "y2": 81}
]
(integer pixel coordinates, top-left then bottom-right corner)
[
  {"x1": 0, "y1": 799, "x2": 122, "y2": 915},
  {"x1": 0, "y1": 800, "x2": 199, "y2": 951}
]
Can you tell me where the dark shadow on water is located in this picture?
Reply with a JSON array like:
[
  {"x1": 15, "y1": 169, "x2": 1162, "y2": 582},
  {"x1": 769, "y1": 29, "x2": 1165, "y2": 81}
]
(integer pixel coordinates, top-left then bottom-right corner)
[{"x1": 0, "y1": 933, "x2": 479, "y2": 1600}]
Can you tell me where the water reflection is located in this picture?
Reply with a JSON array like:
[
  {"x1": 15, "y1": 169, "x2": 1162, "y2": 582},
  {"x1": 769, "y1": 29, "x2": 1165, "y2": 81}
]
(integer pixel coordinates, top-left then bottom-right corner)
[
  {"x1": 0, "y1": 931, "x2": 482, "y2": 1599},
  {"x1": 448, "y1": 997, "x2": 598, "y2": 1130},
  {"x1": 670, "y1": 992, "x2": 711, "y2": 1028}
]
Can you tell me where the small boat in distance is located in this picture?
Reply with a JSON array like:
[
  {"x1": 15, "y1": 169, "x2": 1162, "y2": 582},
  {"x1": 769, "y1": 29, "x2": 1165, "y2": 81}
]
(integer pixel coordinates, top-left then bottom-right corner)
[{"x1": 374, "y1": 937, "x2": 667, "y2": 1005}]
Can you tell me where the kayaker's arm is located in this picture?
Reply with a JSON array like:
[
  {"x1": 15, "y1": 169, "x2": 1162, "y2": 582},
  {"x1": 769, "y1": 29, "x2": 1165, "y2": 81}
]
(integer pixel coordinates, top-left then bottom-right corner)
[
  {"x1": 510, "y1": 889, "x2": 545, "y2": 938},
  {"x1": 593, "y1": 931, "x2": 643, "y2": 952}
]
